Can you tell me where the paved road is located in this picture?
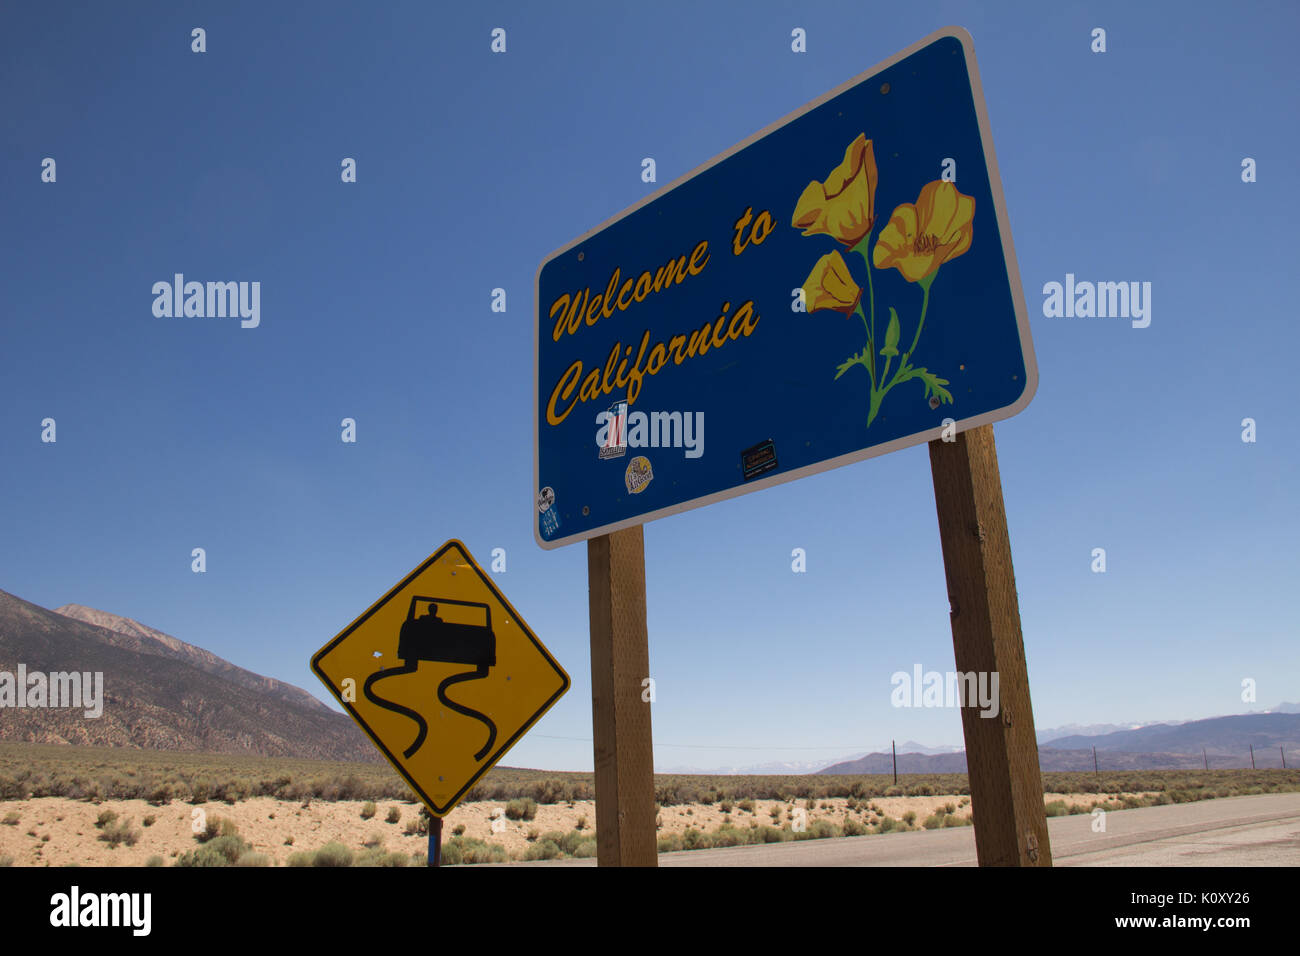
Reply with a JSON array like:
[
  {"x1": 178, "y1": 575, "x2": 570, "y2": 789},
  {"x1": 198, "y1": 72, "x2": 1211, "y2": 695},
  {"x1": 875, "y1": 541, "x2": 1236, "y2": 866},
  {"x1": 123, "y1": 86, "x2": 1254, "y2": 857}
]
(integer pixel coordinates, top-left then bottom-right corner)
[{"x1": 507, "y1": 792, "x2": 1300, "y2": 866}]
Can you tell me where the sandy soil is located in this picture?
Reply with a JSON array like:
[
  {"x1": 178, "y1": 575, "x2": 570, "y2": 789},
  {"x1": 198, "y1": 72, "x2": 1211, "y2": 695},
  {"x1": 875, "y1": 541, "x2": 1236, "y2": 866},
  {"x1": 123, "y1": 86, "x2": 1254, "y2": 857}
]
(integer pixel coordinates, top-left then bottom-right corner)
[{"x1": 0, "y1": 791, "x2": 1143, "y2": 866}]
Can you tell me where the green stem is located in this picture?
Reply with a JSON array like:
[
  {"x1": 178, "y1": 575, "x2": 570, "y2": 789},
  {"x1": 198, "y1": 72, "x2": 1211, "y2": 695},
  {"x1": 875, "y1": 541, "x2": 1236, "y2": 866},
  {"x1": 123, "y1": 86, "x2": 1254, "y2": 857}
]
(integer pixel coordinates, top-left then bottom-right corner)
[
  {"x1": 853, "y1": 302, "x2": 876, "y2": 389},
  {"x1": 852, "y1": 236, "x2": 878, "y2": 348},
  {"x1": 903, "y1": 273, "x2": 934, "y2": 363},
  {"x1": 853, "y1": 235, "x2": 881, "y2": 422},
  {"x1": 882, "y1": 271, "x2": 936, "y2": 394}
]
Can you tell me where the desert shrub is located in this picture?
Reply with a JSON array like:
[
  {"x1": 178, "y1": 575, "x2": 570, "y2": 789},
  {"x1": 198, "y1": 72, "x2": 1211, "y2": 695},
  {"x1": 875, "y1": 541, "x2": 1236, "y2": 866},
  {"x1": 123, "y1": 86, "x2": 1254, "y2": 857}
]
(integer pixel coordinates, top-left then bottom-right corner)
[
  {"x1": 792, "y1": 819, "x2": 839, "y2": 841},
  {"x1": 360, "y1": 801, "x2": 377, "y2": 820},
  {"x1": 452, "y1": 824, "x2": 466, "y2": 836},
  {"x1": 312, "y1": 842, "x2": 355, "y2": 867},
  {"x1": 877, "y1": 816, "x2": 899, "y2": 833},
  {"x1": 555, "y1": 829, "x2": 595, "y2": 857},
  {"x1": 710, "y1": 825, "x2": 749, "y2": 848},
  {"x1": 142, "y1": 814, "x2": 156, "y2": 827},
  {"x1": 505, "y1": 798, "x2": 538, "y2": 820},
  {"x1": 719, "y1": 800, "x2": 732, "y2": 813},
  {"x1": 386, "y1": 807, "x2": 401, "y2": 824},
  {"x1": 738, "y1": 799, "x2": 755, "y2": 813},
  {"x1": 442, "y1": 837, "x2": 508, "y2": 865},
  {"x1": 94, "y1": 809, "x2": 117, "y2": 828},
  {"x1": 768, "y1": 805, "x2": 782, "y2": 820},
  {"x1": 843, "y1": 817, "x2": 866, "y2": 836},
  {"x1": 233, "y1": 853, "x2": 271, "y2": 867},
  {"x1": 144, "y1": 855, "x2": 164, "y2": 867},
  {"x1": 197, "y1": 817, "x2": 239, "y2": 843},
  {"x1": 922, "y1": 813, "x2": 946, "y2": 830},
  {"x1": 524, "y1": 839, "x2": 561, "y2": 861},
  {"x1": 657, "y1": 833, "x2": 683, "y2": 853},
  {"x1": 682, "y1": 828, "x2": 709, "y2": 850},
  {"x1": 350, "y1": 850, "x2": 409, "y2": 867},
  {"x1": 0, "y1": 855, "x2": 14, "y2": 867},
  {"x1": 362, "y1": 832, "x2": 384, "y2": 848},
  {"x1": 902, "y1": 811, "x2": 917, "y2": 826},
  {"x1": 526, "y1": 828, "x2": 539, "y2": 841},
  {"x1": 1044, "y1": 800, "x2": 1068, "y2": 817},
  {"x1": 99, "y1": 818, "x2": 139, "y2": 847},
  {"x1": 575, "y1": 815, "x2": 588, "y2": 830},
  {"x1": 175, "y1": 835, "x2": 251, "y2": 867}
]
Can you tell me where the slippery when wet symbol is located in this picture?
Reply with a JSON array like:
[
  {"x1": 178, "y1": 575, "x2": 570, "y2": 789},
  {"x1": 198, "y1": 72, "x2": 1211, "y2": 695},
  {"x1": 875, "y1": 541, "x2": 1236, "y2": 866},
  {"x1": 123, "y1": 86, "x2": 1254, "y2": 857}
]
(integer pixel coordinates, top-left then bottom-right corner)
[
  {"x1": 364, "y1": 597, "x2": 498, "y2": 761},
  {"x1": 311, "y1": 540, "x2": 569, "y2": 817}
]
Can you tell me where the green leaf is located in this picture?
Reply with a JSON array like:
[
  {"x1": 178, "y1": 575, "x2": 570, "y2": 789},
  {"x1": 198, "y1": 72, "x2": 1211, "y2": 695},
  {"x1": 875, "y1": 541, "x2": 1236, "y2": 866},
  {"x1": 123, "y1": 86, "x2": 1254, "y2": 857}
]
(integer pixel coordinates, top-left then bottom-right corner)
[
  {"x1": 834, "y1": 348, "x2": 871, "y2": 380},
  {"x1": 879, "y1": 308, "x2": 900, "y2": 357},
  {"x1": 908, "y1": 367, "x2": 954, "y2": 405}
]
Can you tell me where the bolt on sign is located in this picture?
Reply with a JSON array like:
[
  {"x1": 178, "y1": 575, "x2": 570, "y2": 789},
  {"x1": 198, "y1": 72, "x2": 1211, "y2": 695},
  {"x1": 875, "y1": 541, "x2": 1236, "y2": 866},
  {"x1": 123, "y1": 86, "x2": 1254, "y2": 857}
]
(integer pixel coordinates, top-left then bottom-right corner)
[
  {"x1": 534, "y1": 26, "x2": 1036, "y2": 548},
  {"x1": 311, "y1": 540, "x2": 570, "y2": 815}
]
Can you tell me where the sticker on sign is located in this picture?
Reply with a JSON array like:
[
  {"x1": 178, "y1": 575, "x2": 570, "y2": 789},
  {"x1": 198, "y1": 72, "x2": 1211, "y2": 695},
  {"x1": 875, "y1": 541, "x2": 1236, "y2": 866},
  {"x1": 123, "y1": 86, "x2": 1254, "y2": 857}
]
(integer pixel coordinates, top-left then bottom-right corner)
[{"x1": 534, "y1": 26, "x2": 1036, "y2": 549}]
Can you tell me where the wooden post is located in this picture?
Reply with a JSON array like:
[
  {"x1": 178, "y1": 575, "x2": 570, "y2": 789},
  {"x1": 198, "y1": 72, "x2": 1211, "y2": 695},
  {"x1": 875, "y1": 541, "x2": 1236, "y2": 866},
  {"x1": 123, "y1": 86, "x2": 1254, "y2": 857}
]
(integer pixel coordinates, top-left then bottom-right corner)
[
  {"x1": 929, "y1": 424, "x2": 1051, "y2": 867},
  {"x1": 1250, "y1": 744, "x2": 1255, "y2": 770},
  {"x1": 891, "y1": 740, "x2": 897, "y2": 784},
  {"x1": 587, "y1": 525, "x2": 657, "y2": 866}
]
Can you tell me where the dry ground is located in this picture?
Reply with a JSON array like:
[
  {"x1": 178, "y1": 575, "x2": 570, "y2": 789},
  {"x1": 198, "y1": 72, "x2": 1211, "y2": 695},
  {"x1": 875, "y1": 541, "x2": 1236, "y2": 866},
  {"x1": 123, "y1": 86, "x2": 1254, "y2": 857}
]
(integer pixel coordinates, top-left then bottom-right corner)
[{"x1": 0, "y1": 790, "x2": 1136, "y2": 866}]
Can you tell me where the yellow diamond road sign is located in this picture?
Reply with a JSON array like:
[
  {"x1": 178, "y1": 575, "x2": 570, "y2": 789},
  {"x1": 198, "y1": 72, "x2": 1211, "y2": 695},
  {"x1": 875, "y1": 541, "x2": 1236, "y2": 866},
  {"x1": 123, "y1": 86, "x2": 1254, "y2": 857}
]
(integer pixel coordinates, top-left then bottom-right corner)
[{"x1": 311, "y1": 540, "x2": 570, "y2": 816}]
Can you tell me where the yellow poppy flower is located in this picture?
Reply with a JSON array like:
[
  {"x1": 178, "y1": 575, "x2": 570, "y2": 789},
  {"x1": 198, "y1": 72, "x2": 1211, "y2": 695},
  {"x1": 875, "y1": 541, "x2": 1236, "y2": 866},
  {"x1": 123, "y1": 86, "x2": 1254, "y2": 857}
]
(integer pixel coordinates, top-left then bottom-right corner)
[
  {"x1": 803, "y1": 250, "x2": 862, "y2": 314},
  {"x1": 792, "y1": 134, "x2": 878, "y2": 246},
  {"x1": 872, "y1": 181, "x2": 975, "y2": 283}
]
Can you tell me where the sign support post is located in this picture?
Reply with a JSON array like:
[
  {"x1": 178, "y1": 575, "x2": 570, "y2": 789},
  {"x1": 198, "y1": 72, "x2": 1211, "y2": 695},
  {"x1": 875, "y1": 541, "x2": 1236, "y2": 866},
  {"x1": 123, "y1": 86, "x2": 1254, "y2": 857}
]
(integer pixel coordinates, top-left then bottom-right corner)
[
  {"x1": 428, "y1": 816, "x2": 442, "y2": 867},
  {"x1": 929, "y1": 424, "x2": 1051, "y2": 866},
  {"x1": 587, "y1": 525, "x2": 657, "y2": 866}
]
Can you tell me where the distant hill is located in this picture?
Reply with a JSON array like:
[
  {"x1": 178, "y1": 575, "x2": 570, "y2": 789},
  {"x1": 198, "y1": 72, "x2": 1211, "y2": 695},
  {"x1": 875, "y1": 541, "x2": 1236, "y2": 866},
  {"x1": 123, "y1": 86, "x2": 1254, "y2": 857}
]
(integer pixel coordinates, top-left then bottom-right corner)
[
  {"x1": 52, "y1": 604, "x2": 331, "y2": 716},
  {"x1": 819, "y1": 714, "x2": 1300, "y2": 774},
  {"x1": 1046, "y1": 713, "x2": 1300, "y2": 756},
  {"x1": 0, "y1": 588, "x2": 378, "y2": 761}
]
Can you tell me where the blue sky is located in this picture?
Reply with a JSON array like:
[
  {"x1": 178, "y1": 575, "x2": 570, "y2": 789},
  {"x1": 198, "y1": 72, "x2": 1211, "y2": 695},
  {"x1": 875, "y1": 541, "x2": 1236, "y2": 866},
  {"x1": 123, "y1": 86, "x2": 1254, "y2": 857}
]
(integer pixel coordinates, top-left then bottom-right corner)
[{"x1": 2, "y1": 0, "x2": 1296, "y2": 772}]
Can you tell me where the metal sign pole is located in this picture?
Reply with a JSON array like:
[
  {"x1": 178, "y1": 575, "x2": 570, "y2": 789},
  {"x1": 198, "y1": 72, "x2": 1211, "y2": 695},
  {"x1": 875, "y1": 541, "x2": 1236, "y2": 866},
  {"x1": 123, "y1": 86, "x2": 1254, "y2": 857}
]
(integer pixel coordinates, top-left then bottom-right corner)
[
  {"x1": 929, "y1": 424, "x2": 1052, "y2": 866},
  {"x1": 429, "y1": 816, "x2": 442, "y2": 867},
  {"x1": 587, "y1": 525, "x2": 657, "y2": 866}
]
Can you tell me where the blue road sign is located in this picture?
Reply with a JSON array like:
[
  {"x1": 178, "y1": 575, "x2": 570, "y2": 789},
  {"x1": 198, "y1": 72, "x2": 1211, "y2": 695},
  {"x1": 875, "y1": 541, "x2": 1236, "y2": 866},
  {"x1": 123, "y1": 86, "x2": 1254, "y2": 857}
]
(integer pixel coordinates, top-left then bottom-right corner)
[{"x1": 534, "y1": 26, "x2": 1036, "y2": 549}]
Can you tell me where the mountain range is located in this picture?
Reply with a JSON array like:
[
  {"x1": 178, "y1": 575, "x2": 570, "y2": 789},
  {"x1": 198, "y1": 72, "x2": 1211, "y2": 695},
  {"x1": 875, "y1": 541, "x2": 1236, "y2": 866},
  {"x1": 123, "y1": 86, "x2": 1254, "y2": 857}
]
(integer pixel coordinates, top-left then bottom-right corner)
[
  {"x1": 0, "y1": 588, "x2": 377, "y2": 761},
  {"x1": 2, "y1": 585, "x2": 1295, "y2": 775},
  {"x1": 819, "y1": 712, "x2": 1300, "y2": 774}
]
